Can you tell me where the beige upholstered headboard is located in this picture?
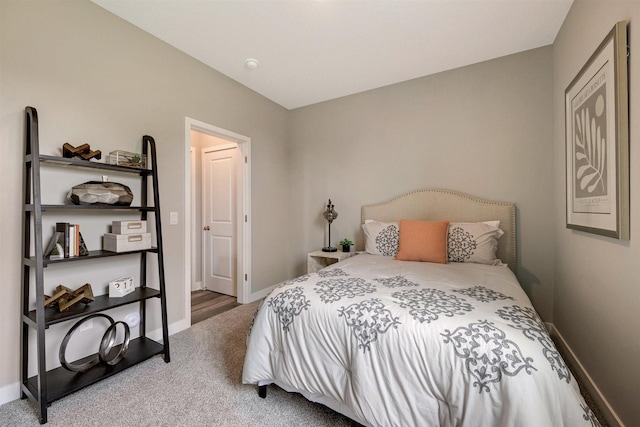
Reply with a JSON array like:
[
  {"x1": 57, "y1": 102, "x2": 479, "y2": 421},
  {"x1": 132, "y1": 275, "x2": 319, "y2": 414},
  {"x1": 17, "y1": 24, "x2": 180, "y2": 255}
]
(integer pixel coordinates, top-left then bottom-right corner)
[{"x1": 361, "y1": 189, "x2": 517, "y2": 272}]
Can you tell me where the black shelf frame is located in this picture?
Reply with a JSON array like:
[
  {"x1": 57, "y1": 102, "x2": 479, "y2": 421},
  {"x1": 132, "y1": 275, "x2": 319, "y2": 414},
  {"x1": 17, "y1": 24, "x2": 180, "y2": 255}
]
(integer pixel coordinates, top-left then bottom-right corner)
[{"x1": 20, "y1": 106, "x2": 170, "y2": 424}]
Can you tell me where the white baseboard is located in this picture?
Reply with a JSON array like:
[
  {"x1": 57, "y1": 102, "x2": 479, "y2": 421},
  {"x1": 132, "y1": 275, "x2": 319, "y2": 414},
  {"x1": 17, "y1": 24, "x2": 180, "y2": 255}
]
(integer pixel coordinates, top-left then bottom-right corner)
[
  {"x1": 191, "y1": 281, "x2": 203, "y2": 292},
  {"x1": 548, "y1": 323, "x2": 624, "y2": 427},
  {"x1": 246, "y1": 285, "x2": 274, "y2": 303},
  {"x1": 0, "y1": 382, "x2": 21, "y2": 406},
  {"x1": 147, "y1": 318, "x2": 191, "y2": 343}
]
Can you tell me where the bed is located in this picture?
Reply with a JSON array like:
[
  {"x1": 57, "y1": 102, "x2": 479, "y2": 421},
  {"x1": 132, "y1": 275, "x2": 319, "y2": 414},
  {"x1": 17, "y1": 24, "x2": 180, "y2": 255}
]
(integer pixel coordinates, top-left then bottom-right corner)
[{"x1": 242, "y1": 189, "x2": 600, "y2": 427}]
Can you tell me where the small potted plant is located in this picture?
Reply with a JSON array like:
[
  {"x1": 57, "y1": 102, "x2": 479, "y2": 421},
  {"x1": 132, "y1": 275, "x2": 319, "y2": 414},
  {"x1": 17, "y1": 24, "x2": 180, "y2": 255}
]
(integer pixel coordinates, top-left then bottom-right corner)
[{"x1": 339, "y1": 238, "x2": 354, "y2": 252}]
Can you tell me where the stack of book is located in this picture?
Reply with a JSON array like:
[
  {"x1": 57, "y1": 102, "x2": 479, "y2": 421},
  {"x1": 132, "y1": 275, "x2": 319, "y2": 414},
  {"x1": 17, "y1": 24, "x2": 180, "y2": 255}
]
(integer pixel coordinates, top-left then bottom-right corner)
[{"x1": 44, "y1": 222, "x2": 89, "y2": 259}]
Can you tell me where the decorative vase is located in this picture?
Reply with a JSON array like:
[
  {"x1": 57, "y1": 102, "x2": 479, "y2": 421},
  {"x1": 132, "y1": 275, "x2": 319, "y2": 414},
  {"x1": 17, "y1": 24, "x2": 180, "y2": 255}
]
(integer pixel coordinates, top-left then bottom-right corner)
[{"x1": 342, "y1": 244, "x2": 351, "y2": 252}]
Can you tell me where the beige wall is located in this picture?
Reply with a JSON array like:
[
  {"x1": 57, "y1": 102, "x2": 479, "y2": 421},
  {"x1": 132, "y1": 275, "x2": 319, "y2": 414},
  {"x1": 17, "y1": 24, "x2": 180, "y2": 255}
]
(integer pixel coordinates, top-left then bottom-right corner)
[
  {"x1": 553, "y1": 1, "x2": 640, "y2": 425},
  {"x1": 289, "y1": 47, "x2": 555, "y2": 319},
  {"x1": 0, "y1": 0, "x2": 291, "y2": 398}
]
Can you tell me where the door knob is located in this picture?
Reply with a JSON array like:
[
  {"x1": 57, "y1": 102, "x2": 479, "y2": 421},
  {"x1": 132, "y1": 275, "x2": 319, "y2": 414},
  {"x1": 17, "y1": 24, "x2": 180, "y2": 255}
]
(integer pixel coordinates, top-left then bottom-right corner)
[{"x1": 204, "y1": 226, "x2": 210, "y2": 230}]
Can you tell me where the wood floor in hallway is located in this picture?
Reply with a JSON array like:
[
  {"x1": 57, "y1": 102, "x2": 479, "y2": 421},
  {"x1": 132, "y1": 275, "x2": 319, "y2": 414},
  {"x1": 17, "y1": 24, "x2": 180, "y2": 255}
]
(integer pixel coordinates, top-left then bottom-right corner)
[{"x1": 191, "y1": 290, "x2": 240, "y2": 325}]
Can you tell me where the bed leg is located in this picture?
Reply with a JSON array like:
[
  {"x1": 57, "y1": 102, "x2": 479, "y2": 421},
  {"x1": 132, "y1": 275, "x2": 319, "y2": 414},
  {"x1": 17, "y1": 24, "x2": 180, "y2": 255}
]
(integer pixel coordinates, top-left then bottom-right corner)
[{"x1": 258, "y1": 385, "x2": 267, "y2": 398}]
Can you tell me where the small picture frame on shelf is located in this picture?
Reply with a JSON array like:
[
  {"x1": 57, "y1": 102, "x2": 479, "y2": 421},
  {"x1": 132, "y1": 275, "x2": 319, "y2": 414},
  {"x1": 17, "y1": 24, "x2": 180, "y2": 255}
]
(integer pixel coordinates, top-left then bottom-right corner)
[{"x1": 108, "y1": 150, "x2": 147, "y2": 169}]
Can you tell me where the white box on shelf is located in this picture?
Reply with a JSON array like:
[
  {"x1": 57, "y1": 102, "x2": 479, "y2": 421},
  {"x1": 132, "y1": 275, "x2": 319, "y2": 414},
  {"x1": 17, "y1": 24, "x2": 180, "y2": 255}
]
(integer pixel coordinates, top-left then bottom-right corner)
[
  {"x1": 112, "y1": 220, "x2": 147, "y2": 234},
  {"x1": 108, "y1": 277, "x2": 135, "y2": 297},
  {"x1": 103, "y1": 233, "x2": 151, "y2": 252}
]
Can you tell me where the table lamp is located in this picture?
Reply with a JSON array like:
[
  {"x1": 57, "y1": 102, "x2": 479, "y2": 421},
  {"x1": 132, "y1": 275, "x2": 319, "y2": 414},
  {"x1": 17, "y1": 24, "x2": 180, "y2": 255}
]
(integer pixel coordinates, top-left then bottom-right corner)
[{"x1": 322, "y1": 199, "x2": 338, "y2": 252}]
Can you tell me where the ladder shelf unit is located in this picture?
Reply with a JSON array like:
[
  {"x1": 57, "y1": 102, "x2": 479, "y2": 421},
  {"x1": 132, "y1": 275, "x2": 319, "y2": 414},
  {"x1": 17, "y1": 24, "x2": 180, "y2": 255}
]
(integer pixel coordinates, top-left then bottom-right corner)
[{"x1": 21, "y1": 106, "x2": 170, "y2": 424}]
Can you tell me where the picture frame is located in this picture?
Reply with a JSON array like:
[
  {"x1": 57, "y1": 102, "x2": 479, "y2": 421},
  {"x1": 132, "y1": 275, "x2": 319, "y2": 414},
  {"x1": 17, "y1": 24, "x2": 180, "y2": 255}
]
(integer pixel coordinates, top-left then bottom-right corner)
[{"x1": 565, "y1": 21, "x2": 629, "y2": 239}]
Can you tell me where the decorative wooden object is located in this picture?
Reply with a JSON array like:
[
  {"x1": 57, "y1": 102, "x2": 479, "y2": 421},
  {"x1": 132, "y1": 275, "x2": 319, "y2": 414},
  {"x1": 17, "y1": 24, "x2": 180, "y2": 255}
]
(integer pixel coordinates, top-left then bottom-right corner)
[
  {"x1": 44, "y1": 283, "x2": 95, "y2": 312},
  {"x1": 43, "y1": 287, "x2": 73, "y2": 309},
  {"x1": 62, "y1": 142, "x2": 102, "y2": 160}
]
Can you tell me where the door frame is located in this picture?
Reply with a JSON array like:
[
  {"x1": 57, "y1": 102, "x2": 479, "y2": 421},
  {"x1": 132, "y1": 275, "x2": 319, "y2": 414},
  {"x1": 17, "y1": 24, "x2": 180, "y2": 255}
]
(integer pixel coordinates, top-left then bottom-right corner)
[{"x1": 184, "y1": 118, "x2": 252, "y2": 325}]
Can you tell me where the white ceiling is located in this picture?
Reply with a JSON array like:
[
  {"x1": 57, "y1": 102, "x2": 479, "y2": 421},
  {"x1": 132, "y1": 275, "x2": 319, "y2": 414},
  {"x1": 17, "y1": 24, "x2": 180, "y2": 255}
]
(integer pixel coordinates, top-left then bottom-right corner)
[{"x1": 91, "y1": 0, "x2": 573, "y2": 110}]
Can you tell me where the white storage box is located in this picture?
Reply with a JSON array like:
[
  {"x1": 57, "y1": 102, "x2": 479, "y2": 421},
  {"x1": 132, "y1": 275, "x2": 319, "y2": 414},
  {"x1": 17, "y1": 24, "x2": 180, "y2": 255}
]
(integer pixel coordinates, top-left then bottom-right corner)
[
  {"x1": 103, "y1": 233, "x2": 151, "y2": 252},
  {"x1": 112, "y1": 220, "x2": 147, "y2": 234}
]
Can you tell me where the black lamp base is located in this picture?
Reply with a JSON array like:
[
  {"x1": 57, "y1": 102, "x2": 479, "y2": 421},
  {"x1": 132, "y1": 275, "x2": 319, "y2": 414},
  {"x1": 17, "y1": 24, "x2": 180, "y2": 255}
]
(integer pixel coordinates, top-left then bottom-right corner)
[{"x1": 322, "y1": 246, "x2": 338, "y2": 252}]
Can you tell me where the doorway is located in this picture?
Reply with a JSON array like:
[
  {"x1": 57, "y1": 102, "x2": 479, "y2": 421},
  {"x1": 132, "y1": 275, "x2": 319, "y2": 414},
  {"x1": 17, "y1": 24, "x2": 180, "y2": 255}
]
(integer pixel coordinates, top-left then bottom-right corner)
[{"x1": 184, "y1": 118, "x2": 251, "y2": 327}]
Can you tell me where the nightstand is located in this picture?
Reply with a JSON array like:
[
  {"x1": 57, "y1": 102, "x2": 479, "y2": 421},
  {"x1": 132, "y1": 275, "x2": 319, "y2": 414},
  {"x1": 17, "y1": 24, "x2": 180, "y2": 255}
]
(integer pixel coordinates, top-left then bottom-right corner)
[{"x1": 307, "y1": 249, "x2": 356, "y2": 273}]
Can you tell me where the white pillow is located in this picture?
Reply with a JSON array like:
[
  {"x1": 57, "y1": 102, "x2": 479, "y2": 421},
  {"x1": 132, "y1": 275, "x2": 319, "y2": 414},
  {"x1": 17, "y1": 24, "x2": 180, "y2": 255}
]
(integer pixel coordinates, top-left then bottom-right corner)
[
  {"x1": 447, "y1": 221, "x2": 503, "y2": 265},
  {"x1": 362, "y1": 220, "x2": 399, "y2": 256}
]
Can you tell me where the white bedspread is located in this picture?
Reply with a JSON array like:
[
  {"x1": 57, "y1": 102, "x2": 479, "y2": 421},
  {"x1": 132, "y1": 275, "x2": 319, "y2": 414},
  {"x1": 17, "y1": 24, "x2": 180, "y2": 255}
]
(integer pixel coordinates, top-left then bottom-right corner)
[{"x1": 242, "y1": 254, "x2": 600, "y2": 427}]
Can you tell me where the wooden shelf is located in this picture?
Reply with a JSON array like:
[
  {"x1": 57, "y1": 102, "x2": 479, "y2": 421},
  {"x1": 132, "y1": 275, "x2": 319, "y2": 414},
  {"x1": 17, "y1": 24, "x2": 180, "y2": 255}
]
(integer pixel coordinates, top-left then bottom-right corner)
[
  {"x1": 22, "y1": 337, "x2": 164, "y2": 404},
  {"x1": 25, "y1": 287, "x2": 161, "y2": 327}
]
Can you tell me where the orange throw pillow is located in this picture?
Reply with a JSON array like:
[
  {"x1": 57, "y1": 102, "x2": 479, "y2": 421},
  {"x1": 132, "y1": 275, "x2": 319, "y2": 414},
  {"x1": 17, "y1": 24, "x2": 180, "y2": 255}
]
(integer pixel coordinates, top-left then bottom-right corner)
[{"x1": 396, "y1": 220, "x2": 450, "y2": 263}]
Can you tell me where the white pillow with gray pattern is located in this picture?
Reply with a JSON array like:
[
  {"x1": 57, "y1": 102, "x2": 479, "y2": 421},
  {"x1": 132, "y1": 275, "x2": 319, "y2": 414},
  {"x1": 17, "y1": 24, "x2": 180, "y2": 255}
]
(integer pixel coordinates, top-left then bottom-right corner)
[
  {"x1": 447, "y1": 221, "x2": 503, "y2": 265},
  {"x1": 362, "y1": 220, "x2": 400, "y2": 257}
]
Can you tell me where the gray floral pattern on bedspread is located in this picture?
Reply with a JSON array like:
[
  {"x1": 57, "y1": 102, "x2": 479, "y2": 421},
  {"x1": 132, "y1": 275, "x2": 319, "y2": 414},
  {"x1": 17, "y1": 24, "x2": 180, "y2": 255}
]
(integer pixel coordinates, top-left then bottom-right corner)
[
  {"x1": 454, "y1": 285, "x2": 514, "y2": 303},
  {"x1": 338, "y1": 298, "x2": 401, "y2": 351},
  {"x1": 393, "y1": 288, "x2": 473, "y2": 323},
  {"x1": 267, "y1": 286, "x2": 310, "y2": 332},
  {"x1": 314, "y1": 277, "x2": 376, "y2": 303},
  {"x1": 289, "y1": 274, "x2": 311, "y2": 283},
  {"x1": 581, "y1": 404, "x2": 602, "y2": 427},
  {"x1": 374, "y1": 275, "x2": 420, "y2": 288},
  {"x1": 318, "y1": 268, "x2": 348, "y2": 277},
  {"x1": 497, "y1": 305, "x2": 571, "y2": 383},
  {"x1": 441, "y1": 320, "x2": 537, "y2": 392},
  {"x1": 276, "y1": 274, "x2": 311, "y2": 289}
]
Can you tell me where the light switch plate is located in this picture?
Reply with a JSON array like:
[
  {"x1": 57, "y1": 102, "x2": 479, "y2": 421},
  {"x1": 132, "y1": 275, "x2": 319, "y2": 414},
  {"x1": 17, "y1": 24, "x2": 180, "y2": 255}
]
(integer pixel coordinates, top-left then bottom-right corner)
[{"x1": 170, "y1": 211, "x2": 178, "y2": 225}]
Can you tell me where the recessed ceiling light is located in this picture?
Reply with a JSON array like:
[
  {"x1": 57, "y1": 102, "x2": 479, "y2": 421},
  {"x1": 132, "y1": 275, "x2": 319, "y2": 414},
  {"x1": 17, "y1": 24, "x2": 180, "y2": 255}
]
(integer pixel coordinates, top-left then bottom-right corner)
[{"x1": 245, "y1": 58, "x2": 259, "y2": 70}]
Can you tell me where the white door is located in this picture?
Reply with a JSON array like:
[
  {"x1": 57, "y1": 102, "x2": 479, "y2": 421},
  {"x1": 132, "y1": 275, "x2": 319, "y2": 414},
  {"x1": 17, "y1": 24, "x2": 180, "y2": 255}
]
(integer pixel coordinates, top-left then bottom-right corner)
[{"x1": 203, "y1": 146, "x2": 237, "y2": 296}]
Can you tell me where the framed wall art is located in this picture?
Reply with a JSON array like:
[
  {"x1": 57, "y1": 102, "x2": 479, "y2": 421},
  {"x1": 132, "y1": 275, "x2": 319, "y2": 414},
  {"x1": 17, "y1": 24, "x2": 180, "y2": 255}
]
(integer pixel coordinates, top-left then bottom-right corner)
[{"x1": 565, "y1": 21, "x2": 629, "y2": 239}]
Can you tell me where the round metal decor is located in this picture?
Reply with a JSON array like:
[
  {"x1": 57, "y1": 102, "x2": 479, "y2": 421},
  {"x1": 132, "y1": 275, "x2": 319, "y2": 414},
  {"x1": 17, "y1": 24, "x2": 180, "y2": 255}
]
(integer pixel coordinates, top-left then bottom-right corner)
[
  {"x1": 59, "y1": 314, "x2": 115, "y2": 372},
  {"x1": 59, "y1": 314, "x2": 131, "y2": 372},
  {"x1": 98, "y1": 321, "x2": 130, "y2": 365}
]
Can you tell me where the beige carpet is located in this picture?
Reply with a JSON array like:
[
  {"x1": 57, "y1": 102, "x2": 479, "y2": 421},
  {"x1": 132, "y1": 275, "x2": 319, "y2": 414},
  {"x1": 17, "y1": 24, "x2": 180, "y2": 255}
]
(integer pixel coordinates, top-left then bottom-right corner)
[{"x1": 0, "y1": 302, "x2": 353, "y2": 426}]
